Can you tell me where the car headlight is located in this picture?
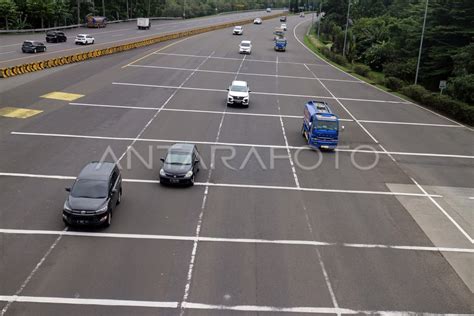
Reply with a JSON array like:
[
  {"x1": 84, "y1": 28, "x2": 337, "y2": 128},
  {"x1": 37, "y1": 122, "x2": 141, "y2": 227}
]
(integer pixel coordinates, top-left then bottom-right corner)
[
  {"x1": 228, "y1": 96, "x2": 233, "y2": 101},
  {"x1": 159, "y1": 168, "x2": 165, "y2": 176},
  {"x1": 63, "y1": 201, "x2": 72, "y2": 211},
  {"x1": 96, "y1": 204, "x2": 108, "y2": 214},
  {"x1": 185, "y1": 170, "x2": 193, "y2": 178}
]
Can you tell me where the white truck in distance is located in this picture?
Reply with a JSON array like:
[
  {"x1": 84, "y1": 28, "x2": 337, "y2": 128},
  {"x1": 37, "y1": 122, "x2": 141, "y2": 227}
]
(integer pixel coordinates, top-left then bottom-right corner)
[{"x1": 137, "y1": 18, "x2": 151, "y2": 30}]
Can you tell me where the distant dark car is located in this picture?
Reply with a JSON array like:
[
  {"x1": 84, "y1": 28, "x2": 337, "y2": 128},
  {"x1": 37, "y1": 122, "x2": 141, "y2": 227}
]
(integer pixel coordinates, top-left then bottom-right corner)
[
  {"x1": 280, "y1": 16, "x2": 287, "y2": 22},
  {"x1": 63, "y1": 162, "x2": 122, "y2": 227},
  {"x1": 46, "y1": 31, "x2": 67, "y2": 43},
  {"x1": 21, "y1": 41, "x2": 46, "y2": 53},
  {"x1": 159, "y1": 144, "x2": 200, "y2": 186}
]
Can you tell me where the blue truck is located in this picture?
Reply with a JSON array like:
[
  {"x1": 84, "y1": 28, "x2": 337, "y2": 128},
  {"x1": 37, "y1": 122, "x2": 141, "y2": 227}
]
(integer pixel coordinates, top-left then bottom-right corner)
[
  {"x1": 274, "y1": 37, "x2": 287, "y2": 51},
  {"x1": 301, "y1": 100, "x2": 341, "y2": 150}
]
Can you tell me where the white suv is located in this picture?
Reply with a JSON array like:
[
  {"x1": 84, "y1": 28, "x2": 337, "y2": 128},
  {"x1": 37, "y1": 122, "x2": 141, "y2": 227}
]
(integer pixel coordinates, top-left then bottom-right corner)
[
  {"x1": 75, "y1": 34, "x2": 95, "y2": 45},
  {"x1": 233, "y1": 26, "x2": 243, "y2": 35},
  {"x1": 227, "y1": 80, "x2": 250, "y2": 107},
  {"x1": 239, "y1": 40, "x2": 252, "y2": 54}
]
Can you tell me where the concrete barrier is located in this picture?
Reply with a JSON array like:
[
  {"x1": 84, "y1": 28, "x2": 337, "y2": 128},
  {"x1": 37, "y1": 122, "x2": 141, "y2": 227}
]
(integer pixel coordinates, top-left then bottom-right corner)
[{"x1": 0, "y1": 13, "x2": 280, "y2": 78}]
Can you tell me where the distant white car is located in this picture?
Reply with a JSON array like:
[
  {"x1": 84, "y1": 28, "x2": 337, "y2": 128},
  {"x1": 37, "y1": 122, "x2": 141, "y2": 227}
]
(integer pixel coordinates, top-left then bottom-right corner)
[
  {"x1": 281, "y1": 23, "x2": 287, "y2": 31},
  {"x1": 233, "y1": 26, "x2": 243, "y2": 35},
  {"x1": 239, "y1": 40, "x2": 252, "y2": 54},
  {"x1": 253, "y1": 18, "x2": 262, "y2": 24},
  {"x1": 227, "y1": 80, "x2": 250, "y2": 107},
  {"x1": 75, "y1": 34, "x2": 94, "y2": 45}
]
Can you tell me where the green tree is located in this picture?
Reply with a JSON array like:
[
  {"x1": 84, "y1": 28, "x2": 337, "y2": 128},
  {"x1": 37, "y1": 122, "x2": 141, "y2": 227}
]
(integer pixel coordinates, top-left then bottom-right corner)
[
  {"x1": 0, "y1": 0, "x2": 17, "y2": 29},
  {"x1": 26, "y1": 0, "x2": 54, "y2": 28}
]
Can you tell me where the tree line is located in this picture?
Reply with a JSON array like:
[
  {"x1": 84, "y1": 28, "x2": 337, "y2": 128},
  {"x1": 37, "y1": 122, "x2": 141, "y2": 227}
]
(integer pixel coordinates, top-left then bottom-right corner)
[
  {"x1": 313, "y1": 0, "x2": 473, "y2": 106},
  {"x1": 0, "y1": 0, "x2": 293, "y2": 30}
]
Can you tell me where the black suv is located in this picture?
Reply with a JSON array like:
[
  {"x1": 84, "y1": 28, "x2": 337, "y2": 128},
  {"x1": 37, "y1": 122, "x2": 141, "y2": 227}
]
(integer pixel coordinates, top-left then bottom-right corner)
[
  {"x1": 63, "y1": 162, "x2": 122, "y2": 227},
  {"x1": 21, "y1": 41, "x2": 46, "y2": 53},
  {"x1": 280, "y1": 16, "x2": 287, "y2": 22},
  {"x1": 159, "y1": 144, "x2": 200, "y2": 186},
  {"x1": 46, "y1": 31, "x2": 67, "y2": 43}
]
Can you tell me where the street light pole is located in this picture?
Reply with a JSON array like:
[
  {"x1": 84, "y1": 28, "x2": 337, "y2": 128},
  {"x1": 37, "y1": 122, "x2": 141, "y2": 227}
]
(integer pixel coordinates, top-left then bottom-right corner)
[
  {"x1": 317, "y1": 0, "x2": 322, "y2": 38},
  {"x1": 77, "y1": 0, "x2": 80, "y2": 24},
  {"x1": 342, "y1": 0, "x2": 351, "y2": 57},
  {"x1": 102, "y1": 0, "x2": 105, "y2": 17},
  {"x1": 183, "y1": 0, "x2": 186, "y2": 19},
  {"x1": 415, "y1": 0, "x2": 429, "y2": 85}
]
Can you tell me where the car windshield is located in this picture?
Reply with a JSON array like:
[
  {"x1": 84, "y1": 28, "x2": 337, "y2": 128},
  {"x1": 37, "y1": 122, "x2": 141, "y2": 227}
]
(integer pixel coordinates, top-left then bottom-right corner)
[
  {"x1": 23, "y1": 42, "x2": 32, "y2": 46},
  {"x1": 234, "y1": 27, "x2": 242, "y2": 30},
  {"x1": 315, "y1": 120, "x2": 338, "y2": 131},
  {"x1": 77, "y1": 35, "x2": 85, "y2": 38},
  {"x1": 231, "y1": 85, "x2": 247, "y2": 92},
  {"x1": 165, "y1": 152, "x2": 192, "y2": 165},
  {"x1": 71, "y1": 179, "x2": 108, "y2": 199},
  {"x1": 276, "y1": 40, "x2": 286, "y2": 44},
  {"x1": 240, "y1": 42, "x2": 250, "y2": 47}
]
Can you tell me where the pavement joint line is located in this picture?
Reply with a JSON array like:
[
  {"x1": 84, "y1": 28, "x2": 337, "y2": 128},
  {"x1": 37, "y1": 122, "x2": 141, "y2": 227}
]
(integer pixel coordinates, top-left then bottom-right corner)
[
  {"x1": 152, "y1": 52, "x2": 330, "y2": 66},
  {"x1": 117, "y1": 50, "x2": 216, "y2": 162},
  {"x1": 111, "y1": 82, "x2": 412, "y2": 104},
  {"x1": 0, "y1": 171, "x2": 443, "y2": 198},
  {"x1": 11, "y1": 131, "x2": 474, "y2": 160},
  {"x1": 411, "y1": 177, "x2": 474, "y2": 244},
  {"x1": 127, "y1": 64, "x2": 361, "y2": 83},
  {"x1": 0, "y1": 296, "x2": 469, "y2": 315},
  {"x1": 293, "y1": 19, "x2": 471, "y2": 131},
  {"x1": 0, "y1": 228, "x2": 66, "y2": 315},
  {"x1": 67, "y1": 102, "x2": 464, "y2": 128},
  {"x1": 0, "y1": 229, "x2": 472, "y2": 253},
  {"x1": 179, "y1": 51, "x2": 229, "y2": 314}
]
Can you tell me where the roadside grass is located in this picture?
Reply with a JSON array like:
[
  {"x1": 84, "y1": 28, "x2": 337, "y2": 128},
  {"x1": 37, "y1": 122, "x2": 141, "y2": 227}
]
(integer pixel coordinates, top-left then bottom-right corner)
[{"x1": 304, "y1": 33, "x2": 413, "y2": 102}]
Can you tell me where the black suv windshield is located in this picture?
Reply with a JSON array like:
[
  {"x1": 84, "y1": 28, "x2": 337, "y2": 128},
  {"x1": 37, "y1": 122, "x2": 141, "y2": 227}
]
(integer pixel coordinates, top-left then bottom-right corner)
[
  {"x1": 165, "y1": 152, "x2": 192, "y2": 165},
  {"x1": 71, "y1": 179, "x2": 108, "y2": 198},
  {"x1": 23, "y1": 42, "x2": 32, "y2": 46}
]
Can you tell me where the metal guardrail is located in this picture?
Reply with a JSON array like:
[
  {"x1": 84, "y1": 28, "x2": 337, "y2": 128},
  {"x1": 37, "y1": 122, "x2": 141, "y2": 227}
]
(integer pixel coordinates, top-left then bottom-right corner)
[{"x1": 0, "y1": 13, "x2": 282, "y2": 78}]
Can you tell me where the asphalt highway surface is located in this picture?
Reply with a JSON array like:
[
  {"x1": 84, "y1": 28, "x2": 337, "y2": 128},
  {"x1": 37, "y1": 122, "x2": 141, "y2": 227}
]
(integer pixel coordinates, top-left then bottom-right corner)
[
  {"x1": 0, "y1": 13, "x2": 473, "y2": 316},
  {"x1": 0, "y1": 10, "x2": 282, "y2": 68}
]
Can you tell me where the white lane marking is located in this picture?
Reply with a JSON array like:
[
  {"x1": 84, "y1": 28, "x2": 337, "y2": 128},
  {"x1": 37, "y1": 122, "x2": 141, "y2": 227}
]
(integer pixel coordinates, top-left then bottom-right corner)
[
  {"x1": 0, "y1": 171, "x2": 442, "y2": 197},
  {"x1": 293, "y1": 19, "x2": 470, "y2": 130},
  {"x1": 68, "y1": 102, "x2": 462, "y2": 128},
  {"x1": 122, "y1": 37, "x2": 191, "y2": 68},
  {"x1": 412, "y1": 178, "x2": 474, "y2": 244},
  {"x1": 0, "y1": 295, "x2": 469, "y2": 315},
  {"x1": 111, "y1": 33, "x2": 127, "y2": 37},
  {"x1": 1, "y1": 229, "x2": 473, "y2": 253},
  {"x1": 179, "y1": 52, "x2": 230, "y2": 315},
  {"x1": 303, "y1": 64, "x2": 379, "y2": 144},
  {"x1": 127, "y1": 64, "x2": 360, "y2": 82},
  {"x1": 153, "y1": 52, "x2": 328, "y2": 66},
  {"x1": 0, "y1": 295, "x2": 178, "y2": 308},
  {"x1": 276, "y1": 55, "x2": 300, "y2": 188},
  {"x1": 358, "y1": 120, "x2": 462, "y2": 128},
  {"x1": 469, "y1": 197, "x2": 474, "y2": 200},
  {"x1": 118, "y1": 51, "x2": 215, "y2": 162},
  {"x1": 11, "y1": 131, "x2": 474, "y2": 160},
  {"x1": 111, "y1": 82, "x2": 412, "y2": 104},
  {"x1": 0, "y1": 228, "x2": 66, "y2": 315}
]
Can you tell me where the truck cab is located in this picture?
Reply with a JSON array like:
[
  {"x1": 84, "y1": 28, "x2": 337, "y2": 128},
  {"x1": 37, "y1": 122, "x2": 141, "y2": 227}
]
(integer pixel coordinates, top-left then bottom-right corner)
[
  {"x1": 274, "y1": 37, "x2": 287, "y2": 51},
  {"x1": 301, "y1": 101, "x2": 341, "y2": 150}
]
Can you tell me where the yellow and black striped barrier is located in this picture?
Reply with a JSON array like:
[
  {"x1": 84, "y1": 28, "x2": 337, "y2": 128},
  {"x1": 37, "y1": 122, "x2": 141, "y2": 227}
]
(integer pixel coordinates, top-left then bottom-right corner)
[{"x1": 0, "y1": 13, "x2": 281, "y2": 78}]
